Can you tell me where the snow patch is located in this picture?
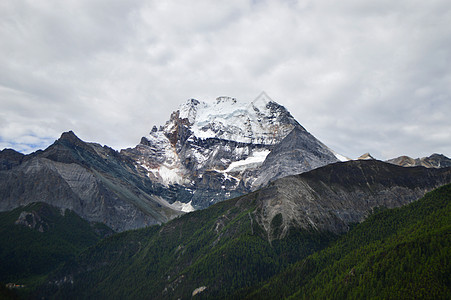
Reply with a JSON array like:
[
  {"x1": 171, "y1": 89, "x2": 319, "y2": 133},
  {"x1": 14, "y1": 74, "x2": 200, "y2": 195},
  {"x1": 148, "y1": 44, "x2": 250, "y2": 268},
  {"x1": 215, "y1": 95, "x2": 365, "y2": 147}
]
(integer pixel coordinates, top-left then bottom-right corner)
[
  {"x1": 334, "y1": 152, "x2": 350, "y2": 162},
  {"x1": 158, "y1": 166, "x2": 185, "y2": 185},
  {"x1": 171, "y1": 200, "x2": 195, "y2": 213},
  {"x1": 223, "y1": 150, "x2": 270, "y2": 173},
  {"x1": 177, "y1": 94, "x2": 294, "y2": 145}
]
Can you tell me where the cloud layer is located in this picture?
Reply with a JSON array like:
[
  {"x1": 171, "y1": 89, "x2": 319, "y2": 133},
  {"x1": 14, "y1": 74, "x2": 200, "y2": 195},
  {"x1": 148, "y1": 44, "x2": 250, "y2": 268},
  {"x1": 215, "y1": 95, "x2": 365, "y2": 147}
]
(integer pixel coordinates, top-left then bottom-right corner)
[{"x1": 1, "y1": 0, "x2": 450, "y2": 159}]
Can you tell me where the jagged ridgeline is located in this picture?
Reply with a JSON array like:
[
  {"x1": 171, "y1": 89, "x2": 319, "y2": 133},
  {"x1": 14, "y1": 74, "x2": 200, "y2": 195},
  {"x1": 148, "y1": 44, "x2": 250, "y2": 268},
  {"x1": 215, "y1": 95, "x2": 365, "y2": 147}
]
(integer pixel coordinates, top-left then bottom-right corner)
[
  {"x1": 33, "y1": 161, "x2": 450, "y2": 299},
  {"x1": 386, "y1": 153, "x2": 451, "y2": 168},
  {"x1": 1, "y1": 94, "x2": 343, "y2": 231},
  {"x1": 121, "y1": 93, "x2": 341, "y2": 210},
  {"x1": 0, "y1": 132, "x2": 184, "y2": 232}
]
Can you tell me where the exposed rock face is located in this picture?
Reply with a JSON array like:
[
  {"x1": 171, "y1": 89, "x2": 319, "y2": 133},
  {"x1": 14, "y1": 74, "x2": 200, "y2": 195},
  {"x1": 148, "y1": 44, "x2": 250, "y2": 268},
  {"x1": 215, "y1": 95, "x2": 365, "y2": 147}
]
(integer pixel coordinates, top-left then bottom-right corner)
[
  {"x1": 15, "y1": 210, "x2": 48, "y2": 232},
  {"x1": 246, "y1": 127, "x2": 338, "y2": 189},
  {"x1": 387, "y1": 153, "x2": 451, "y2": 168},
  {"x1": 0, "y1": 131, "x2": 183, "y2": 231},
  {"x1": 122, "y1": 94, "x2": 339, "y2": 208},
  {"x1": 0, "y1": 149, "x2": 25, "y2": 170},
  {"x1": 247, "y1": 160, "x2": 451, "y2": 240}
]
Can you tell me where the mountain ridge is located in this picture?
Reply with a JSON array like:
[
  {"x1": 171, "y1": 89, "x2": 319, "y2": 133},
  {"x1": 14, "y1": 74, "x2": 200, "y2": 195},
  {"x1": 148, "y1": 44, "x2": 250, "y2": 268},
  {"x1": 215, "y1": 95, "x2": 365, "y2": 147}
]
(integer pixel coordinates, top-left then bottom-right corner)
[
  {"x1": 36, "y1": 161, "x2": 451, "y2": 299},
  {"x1": 244, "y1": 159, "x2": 451, "y2": 239},
  {"x1": 245, "y1": 183, "x2": 451, "y2": 299},
  {"x1": 0, "y1": 131, "x2": 183, "y2": 231},
  {"x1": 122, "y1": 94, "x2": 341, "y2": 209},
  {"x1": 387, "y1": 153, "x2": 451, "y2": 168}
]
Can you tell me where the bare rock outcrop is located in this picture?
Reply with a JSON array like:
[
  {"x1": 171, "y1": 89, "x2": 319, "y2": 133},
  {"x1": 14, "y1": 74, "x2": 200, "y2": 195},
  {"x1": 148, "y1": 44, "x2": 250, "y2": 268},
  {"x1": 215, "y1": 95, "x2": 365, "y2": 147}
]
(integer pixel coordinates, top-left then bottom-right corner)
[
  {"x1": 0, "y1": 131, "x2": 182, "y2": 231},
  {"x1": 248, "y1": 160, "x2": 451, "y2": 240}
]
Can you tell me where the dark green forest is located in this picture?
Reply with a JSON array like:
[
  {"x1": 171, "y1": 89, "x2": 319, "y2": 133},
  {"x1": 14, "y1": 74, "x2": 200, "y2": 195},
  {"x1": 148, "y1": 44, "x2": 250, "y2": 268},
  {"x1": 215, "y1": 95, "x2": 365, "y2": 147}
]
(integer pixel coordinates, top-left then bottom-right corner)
[
  {"x1": 1, "y1": 184, "x2": 450, "y2": 299},
  {"x1": 0, "y1": 202, "x2": 112, "y2": 298},
  {"x1": 41, "y1": 193, "x2": 336, "y2": 299},
  {"x1": 246, "y1": 183, "x2": 451, "y2": 299}
]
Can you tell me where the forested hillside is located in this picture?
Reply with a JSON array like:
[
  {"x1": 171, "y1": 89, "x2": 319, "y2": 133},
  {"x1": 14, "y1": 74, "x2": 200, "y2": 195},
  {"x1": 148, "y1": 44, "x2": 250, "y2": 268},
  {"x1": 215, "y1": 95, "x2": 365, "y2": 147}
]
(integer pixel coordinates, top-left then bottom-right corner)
[
  {"x1": 40, "y1": 193, "x2": 336, "y2": 299},
  {"x1": 246, "y1": 183, "x2": 451, "y2": 299},
  {"x1": 2, "y1": 175, "x2": 449, "y2": 299},
  {"x1": 37, "y1": 183, "x2": 451, "y2": 299},
  {"x1": 0, "y1": 203, "x2": 113, "y2": 297}
]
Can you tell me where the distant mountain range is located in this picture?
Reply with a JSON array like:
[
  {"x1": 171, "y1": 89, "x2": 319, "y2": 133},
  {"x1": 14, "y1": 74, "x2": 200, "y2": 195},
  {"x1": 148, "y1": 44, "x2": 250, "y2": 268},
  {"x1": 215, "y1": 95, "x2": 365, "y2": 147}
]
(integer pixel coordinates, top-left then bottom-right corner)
[{"x1": 386, "y1": 153, "x2": 451, "y2": 168}]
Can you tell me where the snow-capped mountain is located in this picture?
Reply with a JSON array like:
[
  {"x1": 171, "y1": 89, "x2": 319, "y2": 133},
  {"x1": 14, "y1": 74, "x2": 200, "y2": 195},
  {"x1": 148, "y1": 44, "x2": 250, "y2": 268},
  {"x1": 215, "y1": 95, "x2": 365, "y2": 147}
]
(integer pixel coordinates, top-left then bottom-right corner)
[
  {"x1": 178, "y1": 93, "x2": 299, "y2": 144},
  {"x1": 122, "y1": 93, "x2": 341, "y2": 209}
]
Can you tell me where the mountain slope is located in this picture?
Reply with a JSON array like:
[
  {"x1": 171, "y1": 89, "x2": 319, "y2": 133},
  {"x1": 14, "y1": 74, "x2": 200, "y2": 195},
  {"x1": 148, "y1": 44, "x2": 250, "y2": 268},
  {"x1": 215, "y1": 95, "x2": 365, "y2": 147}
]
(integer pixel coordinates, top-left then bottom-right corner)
[
  {"x1": 0, "y1": 131, "x2": 183, "y2": 231},
  {"x1": 1, "y1": 95, "x2": 343, "y2": 230},
  {"x1": 0, "y1": 202, "x2": 113, "y2": 292},
  {"x1": 122, "y1": 94, "x2": 340, "y2": 209},
  {"x1": 243, "y1": 160, "x2": 451, "y2": 239},
  {"x1": 37, "y1": 160, "x2": 451, "y2": 299},
  {"x1": 247, "y1": 126, "x2": 339, "y2": 188},
  {"x1": 37, "y1": 187, "x2": 336, "y2": 300},
  {"x1": 246, "y1": 183, "x2": 451, "y2": 299}
]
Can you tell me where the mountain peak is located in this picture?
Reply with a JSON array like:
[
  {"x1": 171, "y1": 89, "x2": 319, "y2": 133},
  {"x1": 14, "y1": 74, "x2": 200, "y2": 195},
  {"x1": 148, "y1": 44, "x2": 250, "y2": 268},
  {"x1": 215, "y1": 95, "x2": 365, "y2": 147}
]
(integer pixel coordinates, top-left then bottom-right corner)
[
  {"x1": 124, "y1": 94, "x2": 341, "y2": 208},
  {"x1": 171, "y1": 94, "x2": 300, "y2": 144},
  {"x1": 0, "y1": 148, "x2": 25, "y2": 170},
  {"x1": 56, "y1": 131, "x2": 91, "y2": 150},
  {"x1": 358, "y1": 153, "x2": 376, "y2": 160},
  {"x1": 252, "y1": 91, "x2": 272, "y2": 108},
  {"x1": 59, "y1": 130, "x2": 79, "y2": 141}
]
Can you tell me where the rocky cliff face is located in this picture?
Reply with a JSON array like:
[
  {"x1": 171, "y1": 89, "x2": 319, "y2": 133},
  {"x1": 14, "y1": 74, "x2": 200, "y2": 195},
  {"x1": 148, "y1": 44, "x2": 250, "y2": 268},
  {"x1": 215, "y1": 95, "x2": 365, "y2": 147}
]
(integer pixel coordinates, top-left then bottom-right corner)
[
  {"x1": 245, "y1": 127, "x2": 339, "y2": 189},
  {"x1": 246, "y1": 160, "x2": 451, "y2": 240},
  {"x1": 0, "y1": 131, "x2": 183, "y2": 231},
  {"x1": 122, "y1": 93, "x2": 340, "y2": 208}
]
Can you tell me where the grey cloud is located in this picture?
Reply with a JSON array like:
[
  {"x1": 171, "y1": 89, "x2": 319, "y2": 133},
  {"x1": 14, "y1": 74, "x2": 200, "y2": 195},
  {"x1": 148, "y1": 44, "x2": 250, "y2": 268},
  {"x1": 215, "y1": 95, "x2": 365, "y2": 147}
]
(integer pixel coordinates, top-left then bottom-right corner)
[{"x1": 1, "y1": 0, "x2": 450, "y2": 160}]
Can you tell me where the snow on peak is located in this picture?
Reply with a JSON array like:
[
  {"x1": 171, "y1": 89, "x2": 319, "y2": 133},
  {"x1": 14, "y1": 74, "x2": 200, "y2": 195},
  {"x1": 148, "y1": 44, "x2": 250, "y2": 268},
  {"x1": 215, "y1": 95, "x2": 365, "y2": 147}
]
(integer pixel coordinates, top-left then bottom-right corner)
[
  {"x1": 175, "y1": 93, "x2": 296, "y2": 145},
  {"x1": 222, "y1": 149, "x2": 270, "y2": 173},
  {"x1": 140, "y1": 93, "x2": 298, "y2": 186},
  {"x1": 179, "y1": 98, "x2": 203, "y2": 124},
  {"x1": 170, "y1": 200, "x2": 195, "y2": 213}
]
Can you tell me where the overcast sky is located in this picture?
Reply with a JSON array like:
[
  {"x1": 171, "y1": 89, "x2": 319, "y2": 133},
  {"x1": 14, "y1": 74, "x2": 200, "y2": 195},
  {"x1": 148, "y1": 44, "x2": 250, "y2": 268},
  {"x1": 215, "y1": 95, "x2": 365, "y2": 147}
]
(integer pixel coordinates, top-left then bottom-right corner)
[{"x1": 1, "y1": 0, "x2": 450, "y2": 160}]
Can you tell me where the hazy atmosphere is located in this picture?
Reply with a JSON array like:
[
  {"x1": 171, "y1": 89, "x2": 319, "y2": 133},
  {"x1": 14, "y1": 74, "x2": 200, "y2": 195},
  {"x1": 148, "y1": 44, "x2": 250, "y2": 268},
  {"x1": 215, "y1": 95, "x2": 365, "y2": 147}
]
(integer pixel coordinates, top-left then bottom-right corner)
[{"x1": 1, "y1": 0, "x2": 450, "y2": 159}]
